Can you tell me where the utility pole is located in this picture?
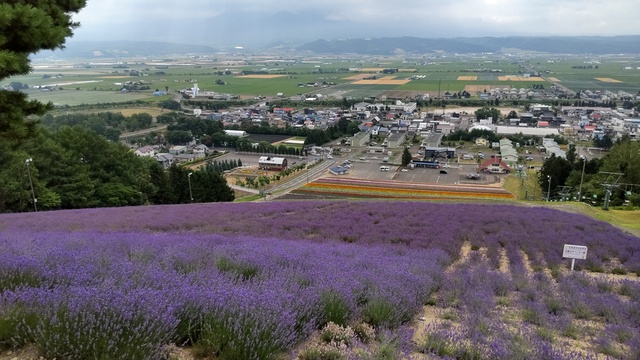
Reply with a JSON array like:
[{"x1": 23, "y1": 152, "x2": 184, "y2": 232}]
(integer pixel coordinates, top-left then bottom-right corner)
[
  {"x1": 188, "y1": 172, "x2": 193, "y2": 202},
  {"x1": 547, "y1": 175, "x2": 552, "y2": 202},
  {"x1": 577, "y1": 156, "x2": 586, "y2": 202},
  {"x1": 25, "y1": 158, "x2": 37, "y2": 212}
]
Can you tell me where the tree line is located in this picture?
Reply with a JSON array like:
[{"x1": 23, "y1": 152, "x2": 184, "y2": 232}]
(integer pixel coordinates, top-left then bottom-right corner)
[
  {"x1": 0, "y1": 126, "x2": 234, "y2": 213},
  {"x1": 159, "y1": 113, "x2": 361, "y2": 149},
  {"x1": 40, "y1": 112, "x2": 154, "y2": 141},
  {"x1": 539, "y1": 137, "x2": 640, "y2": 207}
]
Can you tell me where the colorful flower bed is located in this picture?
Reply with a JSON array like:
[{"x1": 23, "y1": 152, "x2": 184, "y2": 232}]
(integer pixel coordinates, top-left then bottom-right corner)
[
  {"x1": 291, "y1": 177, "x2": 516, "y2": 201},
  {"x1": 0, "y1": 201, "x2": 639, "y2": 359}
]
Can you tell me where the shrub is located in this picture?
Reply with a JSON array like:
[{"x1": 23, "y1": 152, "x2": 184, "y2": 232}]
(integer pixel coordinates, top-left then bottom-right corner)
[
  {"x1": 319, "y1": 291, "x2": 351, "y2": 327},
  {"x1": 0, "y1": 304, "x2": 39, "y2": 347},
  {"x1": 418, "y1": 331, "x2": 456, "y2": 357},
  {"x1": 298, "y1": 343, "x2": 345, "y2": 360},
  {"x1": 362, "y1": 298, "x2": 395, "y2": 328},
  {"x1": 320, "y1": 322, "x2": 355, "y2": 347},
  {"x1": 215, "y1": 256, "x2": 260, "y2": 281},
  {"x1": 352, "y1": 322, "x2": 376, "y2": 344},
  {"x1": 611, "y1": 267, "x2": 628, "y2": 275},
  {"x1": 27, "y1": 288, "x2": 177, "y2": 360},
  {"x1": 198, "y1": 311, "x2": 287, "y2": 360}
]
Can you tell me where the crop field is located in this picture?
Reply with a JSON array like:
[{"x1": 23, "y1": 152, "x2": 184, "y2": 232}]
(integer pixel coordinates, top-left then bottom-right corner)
[
  {"x1": 535, "y1": 57, "x2": 640, "y2": 92},
  {"x1": 20, "y1": 88, "x2": 152, "y2": 106},
  {"x1": 289, "y1": 178, "x2": 516, "y2": 201},
  {"x1": 497, "y1": 76, "x2": 545, "y2": 82},
  {"x1": 5, "y1": 55, "x2": 639, "y2": 107},
  {"x1": 595, "y1": 77, "x2": 623, "y2": 83},
  {"x1": 0, "y1": 201, "x2": 639, "y2": 359},
  {"x1": 351, "y1": 76, "x2": 412, "y2": 85},
  {"x1": 237, "y1": 75, "x2": 288, "y2": 79}
]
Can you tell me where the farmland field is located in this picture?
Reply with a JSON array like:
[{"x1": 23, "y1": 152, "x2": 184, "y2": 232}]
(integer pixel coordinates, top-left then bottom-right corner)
[
  {"x1": 19, "y1": 88, "x2": 154, "y2": 106},
  {"x1": 1, "y1": 201, "x2": 639, "y2": 359},
  {"x1": 5, "y1": 55, "x2": 637, "y2": 107}
]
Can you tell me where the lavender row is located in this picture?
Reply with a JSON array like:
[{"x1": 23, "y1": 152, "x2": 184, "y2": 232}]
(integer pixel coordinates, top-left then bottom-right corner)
[
  {"x1": 1, "y1": 202, "x2": 637, "y2": 273},
  {"x1": 420, "y1": 247, "x2": 640, "y2": 359},
  {"x1": 0, "y1": 230, "x2": 446, "y2": 359}
]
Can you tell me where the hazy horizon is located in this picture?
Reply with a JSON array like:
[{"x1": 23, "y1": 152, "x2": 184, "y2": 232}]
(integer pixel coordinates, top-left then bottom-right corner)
[{"x1": 70, "y1": 0, "x2": 640, "y2": 48}]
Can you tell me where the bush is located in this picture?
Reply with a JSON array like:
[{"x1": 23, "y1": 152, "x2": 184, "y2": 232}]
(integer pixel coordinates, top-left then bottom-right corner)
[
  {"x1": 215, "y1": 256, "x2": 260, "y2": 281},
  {"x1": 319, "y1": 291, "x2": 351, "y2": 327},
  {"x1": 611, "y1": 267, "x2": 628, "y2": 275},
  {"x1": 319, "y1": 322, "x2": 355, "y2": 346},
  {"x1": 352, "y1": 322, "x2": 375, "y2": 344},
  {"x1": 298, "y1": 343, "x2": 345, "y2": 360},
  {"x1": 362, "y1": 298, "x2": 395, "y2": 328}
]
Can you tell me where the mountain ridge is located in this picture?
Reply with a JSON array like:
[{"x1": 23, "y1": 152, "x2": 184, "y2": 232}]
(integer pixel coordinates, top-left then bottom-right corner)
[
  {"x1": 296, "y1": 35, "x2": 640, "y2": 55},
  {"x1": 32, "y1": 35, "x2": 640, "y2": 59}
]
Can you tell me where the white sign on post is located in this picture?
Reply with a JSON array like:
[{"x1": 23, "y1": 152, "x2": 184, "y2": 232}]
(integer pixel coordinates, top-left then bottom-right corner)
[{"x1": 562, "y1": 244, "x2": 588, "y2": 271}]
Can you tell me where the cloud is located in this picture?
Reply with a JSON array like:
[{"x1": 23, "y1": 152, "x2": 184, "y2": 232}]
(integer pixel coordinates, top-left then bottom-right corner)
[{"x1": 70, "y1": 0, "x2": 640, "y2": 44}]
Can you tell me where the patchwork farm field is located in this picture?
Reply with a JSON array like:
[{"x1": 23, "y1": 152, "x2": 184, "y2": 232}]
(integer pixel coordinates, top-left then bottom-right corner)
[
  {"x1": 9, "y1": 55, "x2": 639, "y2": 105},
  {"x1": 1, "y1": 201, "x2": 639, "y2": 359}
]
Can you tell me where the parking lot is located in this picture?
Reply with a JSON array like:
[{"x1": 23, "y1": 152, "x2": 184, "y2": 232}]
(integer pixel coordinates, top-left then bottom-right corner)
[
  {"x1": 215, "y1": 144, "x2": 501, "y2": 189},
  {"x1": 339, "y1": 151, "x2": 496, "y2": 185}
]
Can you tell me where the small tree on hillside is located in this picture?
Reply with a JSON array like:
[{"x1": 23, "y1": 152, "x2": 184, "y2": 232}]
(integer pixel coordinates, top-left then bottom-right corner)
[{"x1": 401, "y1": 147, "x2": 412, "y2": 166}]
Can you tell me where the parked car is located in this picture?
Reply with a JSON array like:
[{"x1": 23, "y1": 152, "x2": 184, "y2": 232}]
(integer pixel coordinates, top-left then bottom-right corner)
[{"x1": 439, "y1": 170, "x2": 448, "y2": 174}]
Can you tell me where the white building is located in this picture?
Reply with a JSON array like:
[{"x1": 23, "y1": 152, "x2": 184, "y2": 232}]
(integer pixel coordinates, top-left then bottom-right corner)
[
  {"x1": 134, "y1": 145, "x2": 155, "y2": 157},
  {"x1": 224, "y1": 130, "x2": 248, "y2": 137}
]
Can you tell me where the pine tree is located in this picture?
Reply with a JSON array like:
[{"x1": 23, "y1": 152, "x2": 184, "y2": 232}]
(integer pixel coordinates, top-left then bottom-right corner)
[
  {"x1": 1, "y1": 1, "x2": 87, "y2": 145},
  {"x1": 401, "y1": 147, "x2": 412, "y2": 166}
]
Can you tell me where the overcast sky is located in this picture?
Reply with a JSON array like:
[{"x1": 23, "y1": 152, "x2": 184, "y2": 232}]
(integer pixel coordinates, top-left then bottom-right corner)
[{"x1": 71, "y1": 0, "x2": 640, "y2": 45}]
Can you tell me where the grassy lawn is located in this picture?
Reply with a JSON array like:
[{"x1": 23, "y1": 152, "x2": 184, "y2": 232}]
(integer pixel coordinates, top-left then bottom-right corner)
[
  {"x1": 503, "y1": 169, "x2": 541, "y2": 200},
  {"x1": 504, "y1": 172, "x2": 640, "y2": 237}
]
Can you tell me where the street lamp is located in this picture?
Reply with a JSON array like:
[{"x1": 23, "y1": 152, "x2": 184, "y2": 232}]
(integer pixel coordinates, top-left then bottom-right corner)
[
  {"x1": 188, "y1": 172, "x2": 193, "y2": 202},
  {"x1": 547, "y1": 175, "x2": 552, "y2": 202},
  {"x1": 577, "y1": 156, "x2": 586, "y2": 202},
  {"x1": 25, "y1": 158, "x2": 37, "y2": 212}
]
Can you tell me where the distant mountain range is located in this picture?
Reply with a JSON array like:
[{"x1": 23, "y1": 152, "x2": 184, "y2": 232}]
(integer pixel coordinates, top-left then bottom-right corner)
[
  {"x1": 296, "y1": 36, "x2": 640, "y2": 55},
  {"x1": 33, "y1": 35, "x2": 640, "y2": 59},
  {"x1": 34, "y1": 41, "x2": 219, "y2": 59}
]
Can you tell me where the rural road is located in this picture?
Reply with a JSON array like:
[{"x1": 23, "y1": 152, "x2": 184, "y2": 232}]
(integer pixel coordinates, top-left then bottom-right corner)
[{"x1": 119, "y1": 124, "x2": 168, "y2": 140}]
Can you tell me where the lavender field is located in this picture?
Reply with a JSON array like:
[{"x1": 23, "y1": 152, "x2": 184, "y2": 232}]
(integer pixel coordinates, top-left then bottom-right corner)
[{"x1": 0, "y1": 201, "x2": 639, "y2": 359}]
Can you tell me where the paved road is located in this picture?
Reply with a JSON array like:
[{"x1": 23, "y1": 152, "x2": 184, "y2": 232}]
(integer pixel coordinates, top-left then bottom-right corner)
[
  {"x1": 229, "y1": 184, "x2": 259, "y2": 194},
  {"x1": 267, "y1": 160, "x2": 337, "y2": 199},
  {"x1": 119, "y1": 125, "x2": 168, "y2": 140}
]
